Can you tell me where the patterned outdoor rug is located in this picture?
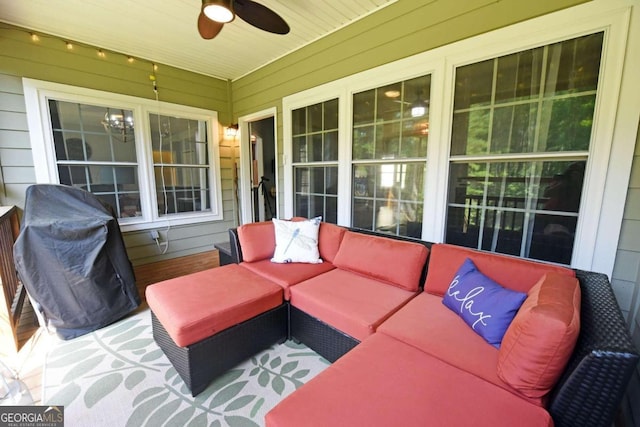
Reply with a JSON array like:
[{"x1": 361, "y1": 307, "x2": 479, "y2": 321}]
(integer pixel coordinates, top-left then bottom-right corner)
[{"x1": 42, "y1": 309, "x2": 330, "y2": 426}]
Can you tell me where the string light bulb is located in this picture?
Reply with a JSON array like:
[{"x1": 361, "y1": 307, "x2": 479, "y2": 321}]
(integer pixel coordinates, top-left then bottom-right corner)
[{"x1": 20, "y1": 28, "x2": 155, "y2": 71}]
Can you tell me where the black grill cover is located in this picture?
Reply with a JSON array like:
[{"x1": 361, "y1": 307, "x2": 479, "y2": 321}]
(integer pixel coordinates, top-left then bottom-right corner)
[{"x1": 14, "y1": 184, "x2": 140, "y2": 339}]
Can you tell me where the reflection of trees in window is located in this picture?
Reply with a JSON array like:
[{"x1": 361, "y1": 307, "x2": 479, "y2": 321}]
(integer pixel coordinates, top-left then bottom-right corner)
[{"x1": 446, "y1": 32, "x2": 603, "y2": 264}]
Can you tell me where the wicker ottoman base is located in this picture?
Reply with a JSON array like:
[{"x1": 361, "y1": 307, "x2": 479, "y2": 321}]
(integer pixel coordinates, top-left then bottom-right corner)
[
  {"x1": 289, "y1": 305, "x2": 359, "y2": 363},
  {"x1": 151, "y1": 303, "x2": 288, "y2": 396}
]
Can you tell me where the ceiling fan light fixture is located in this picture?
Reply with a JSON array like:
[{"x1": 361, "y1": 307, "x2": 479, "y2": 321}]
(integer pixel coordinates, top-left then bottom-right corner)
[{"x1": 203, "y1": 0, "x2": 235, "y2": 23}]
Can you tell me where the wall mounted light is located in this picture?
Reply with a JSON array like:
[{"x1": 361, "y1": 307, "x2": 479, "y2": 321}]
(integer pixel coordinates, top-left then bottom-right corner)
[{"x1": 225, "y1": 123, "x2": 239, "y2": 138}]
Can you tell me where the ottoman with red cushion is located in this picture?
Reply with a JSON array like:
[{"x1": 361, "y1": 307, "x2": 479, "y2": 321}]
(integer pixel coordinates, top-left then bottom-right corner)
[{"x1": 146, "y1": 264, "x2": 287, "y2": 396}]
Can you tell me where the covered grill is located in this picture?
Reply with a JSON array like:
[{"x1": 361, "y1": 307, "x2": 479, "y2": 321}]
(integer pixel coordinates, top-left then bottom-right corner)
[{"x1": 14, "y1": 184, "x2": 140, "y2": 339}]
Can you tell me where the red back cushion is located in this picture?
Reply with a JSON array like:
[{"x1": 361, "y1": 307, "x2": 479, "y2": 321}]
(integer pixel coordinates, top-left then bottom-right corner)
[
  {"x1": 237, "y1": 221, "x2": 275, "y2": 262},
  {"x1": 333, "y1": 231, "x2": 429, "y2": 292},
  {"x1": 318, "y1": 223, "x2": 347, "y2": 263},
  {"x1": 497, "y1": 272, "x2": 581, "y2": 398},
  {"x1": 424, "y1": 244, "x2": 574, "y2": 296}
]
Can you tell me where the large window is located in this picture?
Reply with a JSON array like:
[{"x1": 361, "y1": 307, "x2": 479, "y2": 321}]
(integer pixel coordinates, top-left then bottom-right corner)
[
  {"x1": 351, "y1": 75, "x2": 430, "y2": 238},
  {"x1": 149, "y1": 113, "x2": 211, "y2": 216},
  {"x1": 446, "y1": 33, "x2": 603, "y2": 264},
  {"x1": 24, "y1": 80, "x2": 223, "y2": 231},
  {"x1": 291, "y1": 99, "x2": 339, "y2": 223}
]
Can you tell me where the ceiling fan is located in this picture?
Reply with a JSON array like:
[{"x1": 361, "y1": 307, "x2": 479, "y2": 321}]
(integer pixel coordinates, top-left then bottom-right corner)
[{"x1": 198, "y1": 0, "x2": 290, "y2": 40}]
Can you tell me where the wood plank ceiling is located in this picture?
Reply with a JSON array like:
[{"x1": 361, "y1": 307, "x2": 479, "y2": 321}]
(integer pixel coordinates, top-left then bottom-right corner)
[{"x1": 0, "y1": 0, "x2": 397, "y2": 80}]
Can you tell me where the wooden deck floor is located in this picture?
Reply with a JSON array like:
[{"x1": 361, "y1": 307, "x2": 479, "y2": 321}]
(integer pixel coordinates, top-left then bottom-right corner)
[{"x1": 1, "y1": 298, "x2": 47, "y2": 405}]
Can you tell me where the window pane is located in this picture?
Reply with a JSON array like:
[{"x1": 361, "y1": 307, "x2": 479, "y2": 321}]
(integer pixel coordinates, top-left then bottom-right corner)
[
  {"x1": 539, "y1": 95, "x2": 596, "y2": 152},
  {"x1": 353, "y1": 75, "x2": 430, "y2": 161},
  {"x1": 544, "y1": 33, "x2": 603, "y2": 96},
  {"x1": 452, "y1": 32, "x2": 602, "y2": 157},
  {"x1": 495, "y1": 48, "x2": 542, "y2": 103},
  {"x1": 324, "y1": 98, "x2": 339, "y2": 130},
  {"x1": 377, "y1": 83, "x2": 402, "y2": 122},
  {"x1": 293, "y1": 166, "x2": 338, "y2": 223},
  {"x1": 353, "y1": 126, "x2": 375, "y2": 160},
  {"x1": 447, "y1": 32, "x2": 602, "y2": 264},
  {"x1": 292, "y1": 108, "x2": 306, "y2": 135},
  {"x1": 293, "y1": 136, "x2": 307, "y2": 163},
  {"x1": 150, "y1": 114, "x2": 208, "y2": 166},
  {"x1": 149, "y1": 114, "x2": 210, "y2": 216},
  {"x1": 491, "y1": 104, "x2": 537, "y2": 154},
  {"x1": 445, "y1": 160, "x2": 585, "y2": 264},
  {"x1": 451, "y1": 109, "x2": 490, "y2": 155},
  {"x1": 49, "y1": 99, "x2": 140, "y2": 219},
  {"x1": 155, "y1": 166, "x2": 210, "y2": 215},
  {"x1": 353, "y1": 90, "x2": 375, "y2": 126},
  {"x1": 323, "y1": 131, "x2": 338, "y2": 161},
  {"x1": 291, "y1": 99, "x2": 339, "y2": 223},
  {"x1": 454, "y1": 59, "x2": 493, "y2": 110},
  {"x1": 350, "y1": 75, "x2": 430, "y2": 238},
  {"x1": 352, "y1": 162, "x2": 425, "y2": 238},
  {"x1": 308, "y1": 103, "x2": 323, "y2": 133}
]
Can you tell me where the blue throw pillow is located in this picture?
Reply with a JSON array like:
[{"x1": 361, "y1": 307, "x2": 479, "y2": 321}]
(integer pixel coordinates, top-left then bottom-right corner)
[{"x1": 442, "y1": 258, "x2": 527, "y2": 348}]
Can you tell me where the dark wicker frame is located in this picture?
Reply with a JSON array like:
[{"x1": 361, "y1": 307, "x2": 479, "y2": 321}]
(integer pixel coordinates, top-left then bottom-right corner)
[
  {"x1": 151, "y1": 303, "x2": 288, "y2": 397},
  {"x1": 289, "y1": 304, "x2": 359, "y2": 363},
  {"x1": 228, "y1": 224, "x2": 639, "y2": 426},
  {"x1": 548, "y1": 270, "x2": 639, "y2": 427}
]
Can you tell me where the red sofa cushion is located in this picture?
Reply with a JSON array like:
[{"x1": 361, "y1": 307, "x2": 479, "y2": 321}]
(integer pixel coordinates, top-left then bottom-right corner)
[
  {"x1": 237, "y1": 221, "x2": 275, "y2": 262},
  {"x1": 318, "y1": 222, "x2": 346, "y2": 263},
  {"x1": 333, "y1": 231, "x2": 429, "y2": 292},
  {"x1": 498, "y1": 272, "x2": 581, "y2": 398},
  {"x1": 378, "y1": 292, "x2": 542, "y2": 405},
  {"x1": 265, "y1": 333, "x2": 553, "y2": 427},
  {"x1": 424, "y1": 244, "x2": 574, "y2": 296},
  {"x1": 290, "y1": 269, "x2": 416, "y2": 341},
  {"x1": 239, "y1": 259, "x2": 335, "y2": 300},
  {"x1": 146, "y1": 264, "x2": 283, "y2": 347}
]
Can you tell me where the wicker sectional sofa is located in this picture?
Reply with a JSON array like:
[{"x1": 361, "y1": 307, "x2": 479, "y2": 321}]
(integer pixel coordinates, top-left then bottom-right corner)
[{"x1": 223, "y1": 219, "x2": 638, "y2": 427}]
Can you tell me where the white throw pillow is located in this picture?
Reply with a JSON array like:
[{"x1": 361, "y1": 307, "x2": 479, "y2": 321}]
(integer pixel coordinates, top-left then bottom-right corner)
[{"x1": 271, "y1": 217, "x2": 323, "y2": 264}]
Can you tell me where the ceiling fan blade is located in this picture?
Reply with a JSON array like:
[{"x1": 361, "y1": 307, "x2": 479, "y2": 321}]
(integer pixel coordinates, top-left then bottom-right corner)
[
  {"x1": 234, "y1": 0, "x2": 290, "y2": 35},
  {"x1": 198, "y1": 11, "x2": 224, "y2": 39}
]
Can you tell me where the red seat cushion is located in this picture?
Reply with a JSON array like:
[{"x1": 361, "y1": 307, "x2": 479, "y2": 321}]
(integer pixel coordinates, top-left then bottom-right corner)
[
  {"x1": 239, "y1": 259, "x2": 335, "y2": 300},
  {"x1": 424, "y1": 244, "x2": 574, "y2": 296},
  {"x1": 146, "y1": 264, "x2": 283, "y2": 347},
  {"x1": 377, "y1": 292, "x2": 543, "y2": 404},
  {"x1": 290, "y1": 269, "x2": 417, "y2": 341},
  {"x1": 265, "y1": 333, "x2": 553, "y2": 427}
]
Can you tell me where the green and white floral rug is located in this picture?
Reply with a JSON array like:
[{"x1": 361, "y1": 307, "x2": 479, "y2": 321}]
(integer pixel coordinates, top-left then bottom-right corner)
[{"x1": 42, "y1": 309, "x2": 330, "y2": 427}]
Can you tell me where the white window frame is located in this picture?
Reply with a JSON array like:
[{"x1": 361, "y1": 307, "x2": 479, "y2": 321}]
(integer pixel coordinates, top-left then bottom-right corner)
[
  {"x1": 282, "y1": 0, "x2": 637, "y2": 276},
  {"x1": 23, "y1": 79, "x2": 224, "y2": 232}
]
